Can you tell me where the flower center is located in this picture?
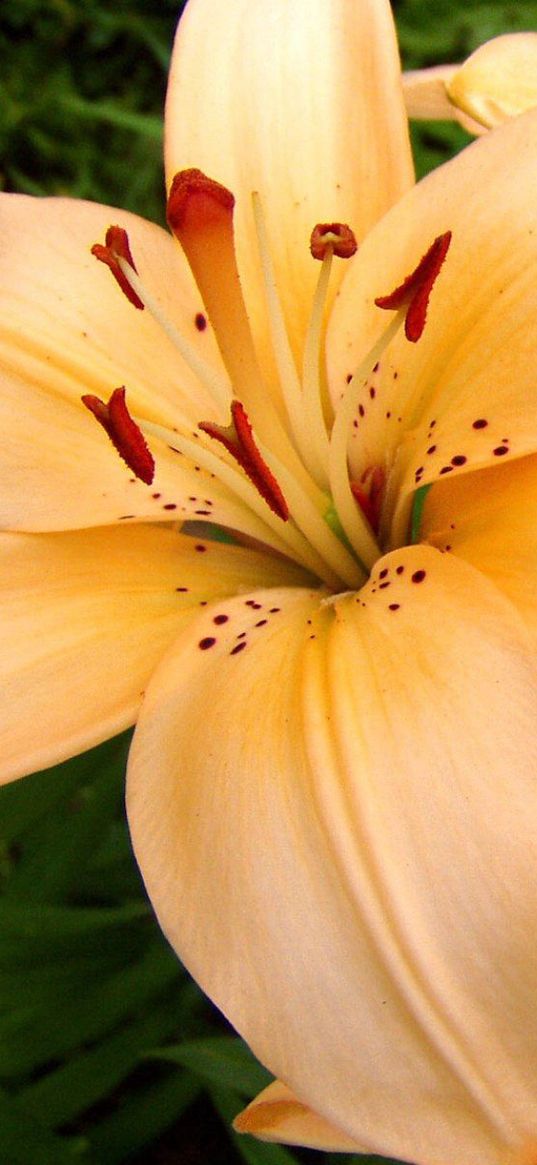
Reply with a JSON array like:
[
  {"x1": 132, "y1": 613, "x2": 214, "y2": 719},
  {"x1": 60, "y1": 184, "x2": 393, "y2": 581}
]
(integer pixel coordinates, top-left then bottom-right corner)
[{"x1": 85, "y1": 170, "x2": 450, "y2": 592}]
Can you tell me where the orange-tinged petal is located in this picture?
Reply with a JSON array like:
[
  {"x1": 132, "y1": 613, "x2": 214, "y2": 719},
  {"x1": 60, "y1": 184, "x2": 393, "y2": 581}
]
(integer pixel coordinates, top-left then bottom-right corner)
[
  {"x1": 421, "y1": 453, "x2": 537, "y2": 639},
  {"x1": 327, "y1": 107, "x2": 537, "y2": 545},
  {"x1": 0, "y1": 525, "x2": 305, "y2": 783},
  {"x1": 234, "y1": 1080, "x2": 363, "y2": 1152},
  {"x1": 0, "y1": 192, "x2": 225, "y2": 431},
  {"x1": 447, "y1": 34, "x2": 537, "y2": 129},
  {"x1": 165, "y1": 0, "x2": 413, "y2": 380},
  {"x1": 128, "y1": 546, "x2": 537, "y2": 1165}
]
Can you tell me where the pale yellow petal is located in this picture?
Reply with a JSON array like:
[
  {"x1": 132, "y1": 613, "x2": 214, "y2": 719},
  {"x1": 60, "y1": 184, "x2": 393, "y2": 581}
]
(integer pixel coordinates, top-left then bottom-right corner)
[
  {"x1": 165, "y1": 0, "x2": 413, "y2": 376},
  {"x1": 447, "y1": 34, "x2": 537, "y2": 129},
  {"x1": 0, "y1": 192, "x2": 225, "y2": 429},
  {"x1": 402, "y1": 66, "x2": 485, "y2": 134},
  {"x1": 0, "y1": 526, "x2": 304, "y2": 783},
  {"x1": 327, "y1": 107, "x2": 537, "y2": 545},
  {"x1": 234, "y1": 1081, "x2": 362, "y2": 1152},
  {"x1": 128, "y1": 547, "x2": 537, "y2": 1165},
  {"x1": 421, "y1": 453, "x2": 537, "y2": 639}
]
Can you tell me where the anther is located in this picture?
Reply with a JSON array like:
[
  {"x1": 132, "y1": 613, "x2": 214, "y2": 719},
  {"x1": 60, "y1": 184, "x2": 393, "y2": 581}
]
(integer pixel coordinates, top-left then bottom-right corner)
[
  {"x1": 91, "y1": 226, "x2": 144, "y2": 311},
  {"x1": 375, "y1": 231, "x2": 452, "y2": 342},
  {"x1": 310, "y1": 223, "x2": 358, "y2": 261},
  {"x1": 82, "y1": 386, "x2": 155, "y2": 484},
  {"x1": 350, "y1": 466, "x2": 385, "y2": 534},
  {"x1": 200, "y1": 400, "x2": 289, "y2": 521}
]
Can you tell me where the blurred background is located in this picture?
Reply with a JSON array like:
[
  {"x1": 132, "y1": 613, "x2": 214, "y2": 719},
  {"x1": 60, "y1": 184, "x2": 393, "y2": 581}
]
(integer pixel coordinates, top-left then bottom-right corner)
[{"x1": 1, "y1": 2, "x2": 536, "y2": 1162}]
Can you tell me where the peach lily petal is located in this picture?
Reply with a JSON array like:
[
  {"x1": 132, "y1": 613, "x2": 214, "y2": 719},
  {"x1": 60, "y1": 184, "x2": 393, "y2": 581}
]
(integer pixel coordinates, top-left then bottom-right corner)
[
  {"x1": 0, "y1": 193, "x2": 225, "y2": 431},
  {"x1": 327, "y1": 106, "x2": 537, "y2": 546},
  {"x1": 234, "y1": 1080, "x2": 363, "y2": 1152},
  {"x1": 128, "y1": 547, "x2": 537, "y2": 1165},
  {"x1": 421, "y1": 454, "x2": 537, "y2": 640},
  {"x1": 0, "y1": 526, "x2": 305, "y2": 783},
  {"x1": 165, "y1": 0, "x2": 413, "y2": 378}
]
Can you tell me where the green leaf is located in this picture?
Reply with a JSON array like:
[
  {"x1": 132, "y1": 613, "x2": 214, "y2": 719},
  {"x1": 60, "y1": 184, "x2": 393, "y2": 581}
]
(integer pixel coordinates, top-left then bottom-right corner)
[
  {"x1": 0, "y1": 1086, "x2": 89, "y2": 1164},
  {"x1": 149, "y1": 1036, "x2": 272, "y2": 1097},
  {"x1": 86, "y1": 1070, "x2": 201, "y2": 1165}
]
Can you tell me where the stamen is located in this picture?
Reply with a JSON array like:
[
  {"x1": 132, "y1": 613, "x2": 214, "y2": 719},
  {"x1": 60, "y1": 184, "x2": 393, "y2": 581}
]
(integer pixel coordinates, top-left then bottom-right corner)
[
  {"x1": 91, "y1": 227, "x2": 144, "y2": 311},
  {"x1": 310, "y1": 223, "x2": 358, "y2": 261},
  {"x1": 350, "y1": 466, "x2": 385, "y2": 535},
  {"x1": 329, "y1": 312, "x2": 403, "y2": 569},
  {"x1": 82, "y1": 386, "x2": 155, "y2": 484},
  {"x1": 200, "y1": 400, "x2": 289, "y2": 521},
  {"x1": 375, "y1": 231, "x2": 452, "y2": 342},
  {"x1": 92, "y1": 225, "x2": 231, "y2": 416},
  {"x1": 301, "y1": 223, "x2": 359, "y2": 490}
]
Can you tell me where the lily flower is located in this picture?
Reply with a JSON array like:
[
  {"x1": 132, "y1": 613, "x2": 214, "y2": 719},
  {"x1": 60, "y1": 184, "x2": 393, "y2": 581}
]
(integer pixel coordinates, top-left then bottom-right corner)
[{"x1": 2, "y1": 2, "x2": 537, "y2": 1164}]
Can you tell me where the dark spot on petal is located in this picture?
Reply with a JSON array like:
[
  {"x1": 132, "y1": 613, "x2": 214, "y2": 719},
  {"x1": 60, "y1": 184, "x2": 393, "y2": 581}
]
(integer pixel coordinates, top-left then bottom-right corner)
[
  {"x1": 195, "y1": 544, "x2": 207, "y2": 552},
  {"x1": 427, "y1": 445, "x2": 437, "y2": 455},
  {"x1": 472, "y1": 418, "x2": 488, "y2": 429},
  {"x1": 195, "y1": 312, "x2": 207, "y2": 331},
  {"x1": 379, "y1": 568, "x2": 389, "y2": 579},
  {"x1": 493, "y1": 445, "x2": 509, "y2": 456},
  {"x1": 439, "y1": 465, "x2": 453, "y2": 475},
  {"x1": 396, "y1": 565, "x2": 405, "y2": 575},
  {"x1": 163, "y1": 503, "x2": 177, "y2": 510},
  {"x1": 411, "y1": 570, "x2": 426, "y2": 583},
  {"x1": 213, "y1": 614, "x2": 229, "y2": 625},
  {"x1": 230, "y1": 641, "x2": 247, "y2": 655},
  {"x1": 199, "y1": 637, "x2": 216, "y2": 650},
  {"x1": 451, "y1": 455, "x2": 467, "y2": 466},
  {"x1": 389, "y1": 603, "x2": 400, "y2": 611}
]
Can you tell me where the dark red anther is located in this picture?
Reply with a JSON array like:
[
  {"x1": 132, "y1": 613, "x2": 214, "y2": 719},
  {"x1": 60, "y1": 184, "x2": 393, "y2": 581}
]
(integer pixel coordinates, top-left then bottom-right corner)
[
  {"x1": 81, "y1": 386, "x2": 155, "y2": 484},
  {"x1": 310, "y1": 223, "x2": 358, "y2": 261},
  {"x1": 91, "y1": 226, "x2": 144, "y2": 310},
  {"x1": 375, "y1": 231, "x2": 452, "y2": 342},
  {"x1": 351, "y1": 465, "x2": 385, "y2": 534},
  {"x1": 200, "y1": 400, "x2": 288, "y2": 521}
]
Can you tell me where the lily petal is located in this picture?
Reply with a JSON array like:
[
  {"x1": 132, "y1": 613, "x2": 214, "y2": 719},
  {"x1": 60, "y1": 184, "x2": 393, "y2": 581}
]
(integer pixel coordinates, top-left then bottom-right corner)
[
  {"x1": 421, "y1": 454, "x2": 537, "y2": 639},
  {"x1": 327, "y1": 107, "x2": 537, "y2": 545},
  {"x1": 234, "y1": 1080, "x2": 363, "y2": 1152},
  {"x1": 0, "y1": 192, "x2": 225, "y2": 430},
  {"x1": 165, "y1": 0, "x2": 413, "y2": 374},
  {"x1": 447, "y1": 34, "x2": 537, "y2": 129},
  {"x1": 402, "y1": 66, "x2": 485, "y2": 134},
  {"x1": 128, "y1": 546, "x2": 537, "y2": 1165},
  {"x1": 0, "y1": 368, "x2": 301, "y2": 557},
  {"x1": 0, "y1": 525, "x2": 305, "y2": 782}
]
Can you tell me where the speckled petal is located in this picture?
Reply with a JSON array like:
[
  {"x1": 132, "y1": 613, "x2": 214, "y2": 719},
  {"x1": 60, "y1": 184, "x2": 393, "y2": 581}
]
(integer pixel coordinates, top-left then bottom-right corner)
[
  {"x1": 0, "y1": 193, "x2": 226, "y2": 429},
  {"x1": 421, "y1": 453, "x2": 537, "y2": 639},
  {"x1": 165, "y1": 0, "x2": 413, "y2": 379},
  {"x1": 128, "y1": 546, "x2": 537, "y2": 1165},
  {"x1": 0, "y1": 525, "x2": 305, "y2": 783},
  {"x1": 327, "y1": 107, "x2": 537, "y2": 545}
]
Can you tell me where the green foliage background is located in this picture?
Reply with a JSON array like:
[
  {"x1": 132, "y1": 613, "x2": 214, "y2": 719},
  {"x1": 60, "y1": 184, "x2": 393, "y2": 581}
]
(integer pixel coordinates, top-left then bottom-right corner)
[{"x1": 1, "y1": 1, "x2": 536, "y2": 1162}]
